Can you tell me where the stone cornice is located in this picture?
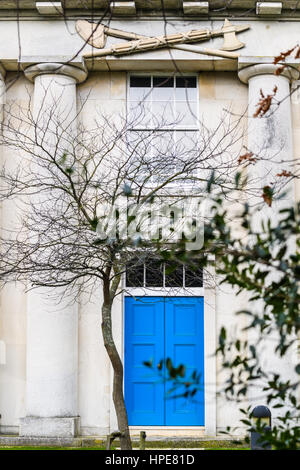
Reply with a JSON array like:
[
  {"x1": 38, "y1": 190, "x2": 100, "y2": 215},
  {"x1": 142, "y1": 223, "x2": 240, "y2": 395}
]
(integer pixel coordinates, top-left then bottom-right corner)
[{"x1": 0, "y1": 1, "x2": 300, "y2": 19}]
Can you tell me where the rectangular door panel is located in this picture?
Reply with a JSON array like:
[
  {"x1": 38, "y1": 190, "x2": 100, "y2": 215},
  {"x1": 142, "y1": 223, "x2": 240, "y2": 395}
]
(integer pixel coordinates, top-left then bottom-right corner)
[
  {"x1": 125, "y1": 297, "x2": 165, "y2": 425},
  {"x1": 165, "y1": 297, "x2": 205, "y2": 426}
]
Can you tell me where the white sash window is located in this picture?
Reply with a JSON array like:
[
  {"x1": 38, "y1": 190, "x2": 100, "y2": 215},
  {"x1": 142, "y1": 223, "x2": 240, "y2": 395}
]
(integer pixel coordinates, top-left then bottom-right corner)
[{"x1": 127, "y1": 74, "x2": 199, "y2": 182}]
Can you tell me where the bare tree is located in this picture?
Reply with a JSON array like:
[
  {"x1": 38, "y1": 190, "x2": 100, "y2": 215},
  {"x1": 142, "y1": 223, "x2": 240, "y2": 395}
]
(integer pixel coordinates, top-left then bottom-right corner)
[{"x1": 0, "y1": 82, "x2": 248, "y2": 449}]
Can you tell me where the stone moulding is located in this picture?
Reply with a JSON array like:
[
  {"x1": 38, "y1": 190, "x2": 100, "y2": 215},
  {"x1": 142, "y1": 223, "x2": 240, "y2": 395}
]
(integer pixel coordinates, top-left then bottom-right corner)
[
  {"x1": 24, "y1": 62, "x2": 88, "y2": 83},
  {"x1": 183, "y1": 2, "x2": 209, "y2": 15},
  {"x1": 238, "y1": 62, "x2": 300, "y2": 84},
  {"x1": 35, "y1": 1, "x2": 63, "y2": 16},
  {"x1": 110, "y1": 1, "x2": 136, "y2": 15},
  {"x1": 256, "y1": 2, "x2": 283, "y2": 16},
  {"x1": 0, "y1": 0, "x2": 298, "y2": 16}
]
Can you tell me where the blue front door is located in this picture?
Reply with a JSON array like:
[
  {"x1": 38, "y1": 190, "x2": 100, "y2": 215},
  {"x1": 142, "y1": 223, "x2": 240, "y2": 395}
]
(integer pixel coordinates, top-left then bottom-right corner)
[{"x1": 125, "y1": 297, "x2": 204, "y2": 426}]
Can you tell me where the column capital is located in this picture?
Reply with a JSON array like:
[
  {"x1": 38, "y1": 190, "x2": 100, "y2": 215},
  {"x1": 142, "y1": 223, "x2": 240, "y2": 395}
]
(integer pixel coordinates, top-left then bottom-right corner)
[
  {"x1": 24, "y1": 62, "x2": 88, "y2": 84},
  {"x1": 238, "y1": 62, "x2": 299, "y2": 84}
]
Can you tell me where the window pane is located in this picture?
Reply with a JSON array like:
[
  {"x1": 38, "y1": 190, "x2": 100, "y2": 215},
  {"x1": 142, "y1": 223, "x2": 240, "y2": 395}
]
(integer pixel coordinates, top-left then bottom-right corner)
[
  {"x1": 176, "y1": 76, "x2": 197, "y2": 88},
  {"x1": 129, "y1": 76, "x2": 152, "y2": 102},
  {"x1": 175, "y1": 130, "x2": 197, "y2": 150},
  {"x1": 185, "y1": 265, "x2": 203, "y2": 287},
  {"x1": 165, "y1": 262, "x2": 184, "y2": 287},
  {"x1": 145, "y1": 259, "x2": 164, "y2": 287},
  {"x1": 129, "y1": 87, "x2": 152, "y2": 101},
  {"x1": 128, "y1": 101, "x2": 152, "y2": 128},
  {"x1": 126, "y1": 259, "x2": 144, "y2": 287},
  {"x1": 175, "y1": 87, "x2": 197, "y2": 102},
  {"x1": 126, "y1": 130, "x2": 154, "y2": 178},
  {"x1": 151, "y1": 131, "x2": 174, "y2": 156},
  {"x1": 175, "y1": 76, "x2": 197, "y2": 101},
  {"x1": 130, "y1": 76, "x2": 151, "y2": 87},
  {"x1": 153, "y1": 76, "x2": 174, "y2": 88},
  {"x1": 151, "y1": 131, "x2": 177, "y2": 181},
  {"x1": 127, "y1": 130, "x2": 176, "y2": 183},
  {"x1": 152, "y1": 87, "x2": 173, "y2": 102},
  {"x1": 152, "y1": 101, "x2": 175, "y2": 126},
  {"x1": 175, "y1": 101, "x2": 197, "y2": 127}
]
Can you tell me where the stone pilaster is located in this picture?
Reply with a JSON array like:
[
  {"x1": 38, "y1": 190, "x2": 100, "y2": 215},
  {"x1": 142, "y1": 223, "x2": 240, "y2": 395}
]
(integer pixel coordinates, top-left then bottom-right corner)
[
  {"x1": 0, "y1": 64, "x2": 6, "y2": 366},
  {"x1": 238, "y1": 62, "x2": 299, "y2": 208},
  {"x1": 0, "y1": 63, "x2": 5, "y2": 121},
  {"x1": 20, "y1": 62, "x2": 87, "y2": 438},
  {"x1": 238, "y1": 61, "x2": 299, "y2": 416}
]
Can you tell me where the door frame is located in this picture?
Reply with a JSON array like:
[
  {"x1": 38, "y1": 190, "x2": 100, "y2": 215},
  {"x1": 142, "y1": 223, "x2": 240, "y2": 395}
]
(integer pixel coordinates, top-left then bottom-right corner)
[{"x1": 109, "y1": 264, "x2": 217, "y2": 436}]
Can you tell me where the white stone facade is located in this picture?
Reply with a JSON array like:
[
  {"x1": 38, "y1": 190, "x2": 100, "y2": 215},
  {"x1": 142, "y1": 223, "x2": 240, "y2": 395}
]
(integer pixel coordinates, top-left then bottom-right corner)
[{"x1": 0, "y1": 4, "x2": 299, "y2": 439}]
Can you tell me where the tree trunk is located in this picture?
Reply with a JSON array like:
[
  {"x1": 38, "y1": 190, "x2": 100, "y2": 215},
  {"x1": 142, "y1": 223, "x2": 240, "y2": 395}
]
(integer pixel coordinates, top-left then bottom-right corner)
[{"x1": 101, "y1": 301, "x2": 132, "y2": 450}]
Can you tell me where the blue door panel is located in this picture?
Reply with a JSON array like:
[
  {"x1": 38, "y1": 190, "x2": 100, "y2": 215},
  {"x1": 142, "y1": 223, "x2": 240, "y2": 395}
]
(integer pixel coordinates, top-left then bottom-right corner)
[
  {"x1": 125, "y1": 297, "x2": 165, "y2": 425},
  {"x1": 125, "y1": 296, "x2": 204, "y2": 426},
  {"x1": 165, "y1": 297, "x2": 205, "y2": 425}
]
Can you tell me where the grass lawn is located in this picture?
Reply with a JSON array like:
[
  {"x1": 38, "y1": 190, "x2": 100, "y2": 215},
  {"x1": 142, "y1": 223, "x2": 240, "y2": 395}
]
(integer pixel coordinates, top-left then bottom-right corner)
[
  {"x1": 0, "y1": 446, "x2": 109, "y2": 450},
  {"x1": 206, "y1": 447, "x2": 250, "y2": 450},
  {"x1": 0, "y1": 440, "x2": 249, "y2": 450},
  {"x1": 130, "y1": 440, "x2": 248, "y2": 450}
]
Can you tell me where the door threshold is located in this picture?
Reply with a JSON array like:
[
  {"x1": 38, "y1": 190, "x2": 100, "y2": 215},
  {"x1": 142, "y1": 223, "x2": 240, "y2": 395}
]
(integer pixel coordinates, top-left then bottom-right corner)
[{"x1": 129, "y1": 427, "x2": 205, "y2": 439}]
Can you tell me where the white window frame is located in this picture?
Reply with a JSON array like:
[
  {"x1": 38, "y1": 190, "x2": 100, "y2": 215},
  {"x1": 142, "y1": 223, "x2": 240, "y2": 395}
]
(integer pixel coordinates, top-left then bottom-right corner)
[
  {"x1": 126, "y1": 72, "x2": 200, "y2": 188},
  {"x1": 124, "y1": 258, "x2": 203, "y2": 293},
  {"x1": 127, "y1": 72, "x2": 199, "y2": 131}
]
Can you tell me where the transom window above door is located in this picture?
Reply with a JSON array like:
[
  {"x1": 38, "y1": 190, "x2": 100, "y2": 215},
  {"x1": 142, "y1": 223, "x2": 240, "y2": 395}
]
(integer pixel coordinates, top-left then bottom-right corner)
[{"x1": 126, "y1": 258, "x2": 203, "y2": 288}]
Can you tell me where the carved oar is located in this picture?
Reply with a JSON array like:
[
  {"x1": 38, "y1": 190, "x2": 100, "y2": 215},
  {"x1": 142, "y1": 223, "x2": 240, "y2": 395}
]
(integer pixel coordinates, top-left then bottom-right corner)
[{"x1": 170, "y1": 44, "x2": 240, "y2": 59}]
